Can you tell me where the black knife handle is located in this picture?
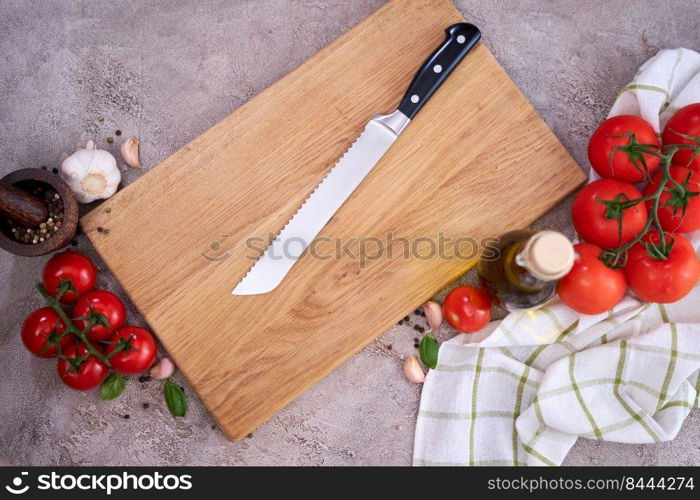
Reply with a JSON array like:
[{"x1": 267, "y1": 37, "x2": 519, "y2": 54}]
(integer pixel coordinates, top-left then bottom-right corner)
[{"x1": 398, "y1": 23, "x2": 480, "y2": 120}]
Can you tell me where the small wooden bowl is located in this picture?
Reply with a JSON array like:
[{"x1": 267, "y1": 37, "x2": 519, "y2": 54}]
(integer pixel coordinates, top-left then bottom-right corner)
[{"x1": 0, "y1": 168, "x2": 79, "y2": 256}]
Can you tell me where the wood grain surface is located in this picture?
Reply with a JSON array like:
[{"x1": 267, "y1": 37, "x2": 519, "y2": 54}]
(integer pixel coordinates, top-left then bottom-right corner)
[{"x1": 82, "y1": 0, "x2": 586, "y2": 440}]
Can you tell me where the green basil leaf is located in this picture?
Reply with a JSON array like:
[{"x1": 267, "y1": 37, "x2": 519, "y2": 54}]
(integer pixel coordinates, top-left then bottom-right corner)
[
  {"x1": 100, "y1": 372, "x2": 126, "y2": 401},
  {"x1": 419, "y1": 333, "x2": 439, "y2": 370},
  {"x1": 164, "y1": 379, "x2": 187, "y2": 417}
]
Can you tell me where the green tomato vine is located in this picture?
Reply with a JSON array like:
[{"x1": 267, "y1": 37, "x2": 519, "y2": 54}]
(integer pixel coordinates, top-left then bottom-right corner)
[
  {"x1": 598, "y1": 137, "x2": 700, "y2": 269},
  {"x1": 37, "y1": 281, "x2": 132, "y2": 370}
]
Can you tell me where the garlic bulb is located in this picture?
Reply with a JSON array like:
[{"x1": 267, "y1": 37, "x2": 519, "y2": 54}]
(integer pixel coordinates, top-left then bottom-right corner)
[{"x1": 60, "y1": 142, "x2": 121, "y2": 203}]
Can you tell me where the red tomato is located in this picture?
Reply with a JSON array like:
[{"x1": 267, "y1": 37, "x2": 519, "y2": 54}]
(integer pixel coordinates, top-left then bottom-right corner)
[
  {"x1": 662, "y1": 103, "x2": 700, "y2": 170},
  {"x1": 42, "y1": 251, "x2": 97, "y2": 304},
  {"x1": 57, "y1": 341, "x2": 108, "y2": 391},
  {"x1": 442, "y1": 286, "x2": 491, "y2": 333},
  {"x1": 588, "y1": 115, "x2": 661, "y2": 182},
  {"x1": 624, "y1": 232, "x2": 700, "y2": 303},
  {"x1": 105, "y1": 326, "x2": 157, "y2": 375},
  {"x1": 644, "y1": 166, "x2": 700, "y2": 233},
  {"x1": 73, "y1": 290, "x2": 126, "y2": 341},
  {"x1": 21, "y1": 307, "x2": 74, "y2": 358},
  {"x1": 572, "y1": 179, "x2": 648, "y2": 249},
  {"x1": 556, "y1": 243, "x2": 627, "y2": 315}
]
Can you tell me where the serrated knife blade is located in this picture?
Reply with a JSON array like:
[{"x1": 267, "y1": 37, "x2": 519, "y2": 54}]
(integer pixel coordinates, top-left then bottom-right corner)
[
  {"x1": 232, "y1": 23, "x2": 480, "y2": 295},
  {"x1": 232, "y1": 111, "x2": 408, "y2": 295}
]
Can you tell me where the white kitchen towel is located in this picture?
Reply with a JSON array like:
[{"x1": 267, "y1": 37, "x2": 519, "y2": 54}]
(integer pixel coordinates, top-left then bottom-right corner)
[{"x1": 413, "y1": 48, "x2": 700, "y2": 466}]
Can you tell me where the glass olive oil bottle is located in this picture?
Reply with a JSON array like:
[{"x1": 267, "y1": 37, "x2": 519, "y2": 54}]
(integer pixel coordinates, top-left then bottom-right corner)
[{"x1": 477, "y1": 230, "x2": 574, "y2": 311}]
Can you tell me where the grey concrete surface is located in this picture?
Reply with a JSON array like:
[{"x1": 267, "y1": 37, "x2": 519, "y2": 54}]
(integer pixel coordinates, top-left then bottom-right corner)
[{"x1": 1, "y1": 0, "x2": 698, "y2": 466}]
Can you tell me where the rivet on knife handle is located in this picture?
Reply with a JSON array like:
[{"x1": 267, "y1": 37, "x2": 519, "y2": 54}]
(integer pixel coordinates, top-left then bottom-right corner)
[
  {"x1": 398, "y1": 23, "x2": 481, "y2": 119},
  {"x1": 232, "y1": 23, "x2": 481, "y2": 295}
]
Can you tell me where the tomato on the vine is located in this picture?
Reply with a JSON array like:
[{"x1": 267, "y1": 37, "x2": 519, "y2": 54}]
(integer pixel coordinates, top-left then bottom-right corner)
[
  {"x1": 57, "y1": 341, "x2": 108, "y2": 391},
  {"x1": 644, "y1": 165, "x2": 700, "y2": 233},
  {"x1": 21, "y1": 307, "x2": 73, "y2": 358},
  {"x1": 443, "y1": 286, "x2": 491, "y2": 333},
  {"x1": 624, "y1": 231, "x2": 700, "y2": 303},
  {"x1": 588, "y1": 115, "x2": 661, "y2": 182},
  {"x1": 73, "y1": 290, "x2": 126, "y2": 341},
  {"x1": 662, "y1": 103, "x2": 700, "y2": 171},
  {"x1": 106, "y1": 326, "x2": 157, "y2": 375},
  {"x1": 42, "y1": 251, "x2": 97, "y2": 304},
  {"x1": 572, "y1": 179, "x2": 648, "y2": 249},
  {"x1": 556, "y1": 243, "x2": 627, "y2": 315}
]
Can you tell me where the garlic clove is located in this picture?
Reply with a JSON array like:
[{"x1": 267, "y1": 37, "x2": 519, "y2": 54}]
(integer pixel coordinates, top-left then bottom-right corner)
[
  {"x1": 403, "y1": 355, "x2": 426, "y2": 384},
  {"x1": 423, "y1": 300, "x2": 443, "y2": 330},
  {"x1": 85, "y1": 140, "x2": 95, "y2": 150},
  {"x1": 150, "y1": 357, "x2": 175, "y2": 380},
  {"x1": 121, "y1": 136, "x2": 141, "y2": 168}
]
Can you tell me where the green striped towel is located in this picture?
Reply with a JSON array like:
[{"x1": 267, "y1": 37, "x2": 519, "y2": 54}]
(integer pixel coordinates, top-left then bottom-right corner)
[
  {"x1": 414, "y1": 295, "x2": 700, "y2": 466},
  {"x1": 414, "y1": 48, "x2": 700, "y2": 466},
  {"x1": 609, "y1": 48, "x2": 700, "y2": 131}
]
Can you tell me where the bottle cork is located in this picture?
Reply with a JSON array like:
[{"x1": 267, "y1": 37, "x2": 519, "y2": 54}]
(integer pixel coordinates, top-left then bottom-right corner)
[{"x1": 521, "y1": 230, "x2": 574, "y2": 281}]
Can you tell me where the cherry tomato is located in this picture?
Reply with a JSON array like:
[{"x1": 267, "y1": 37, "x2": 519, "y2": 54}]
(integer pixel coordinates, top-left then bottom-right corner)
[
  {"x1": 572, "y1": 179, "x2": 648, "y2": 249},
  {"x1": 73, "y1": 290, "x2": 126, "y2": 341},
  {"x1": 556, "y1": 243, "x2": 627, "y2": 315},
  {"x1": 662, "y1": 103, "x2": 700, "y2": 170},
  {"x1": 57, "y1": 341, "x2": 108, "y2": 391},
  {"x1": 42, "y1": 251, "x2": 97, "y2": 304},
  {"x1": 588, "y1": 115, "x2": 661, "y2": 182},
  {"x1": 21, "y1": 307, "x2": 74, "y2": 358},
  {"x1": 106, "y1": 326, "x2": 157, "y2": 375},
  {"x1": 624, "y1": 232, "x2": 700, "y2": 303},
  {"x1": 442, "y1": 286, "x2": 491, "y2": 333},
  {"x1": 644, "y1": 165, "x2": 700, "y2": 233}
]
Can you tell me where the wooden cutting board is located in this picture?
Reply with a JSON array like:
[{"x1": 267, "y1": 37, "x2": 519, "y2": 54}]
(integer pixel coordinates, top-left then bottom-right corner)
[{"x1": 82, "y1": 0, "x2": 585, "y2": 440}]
